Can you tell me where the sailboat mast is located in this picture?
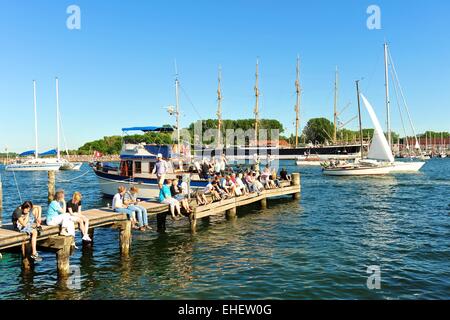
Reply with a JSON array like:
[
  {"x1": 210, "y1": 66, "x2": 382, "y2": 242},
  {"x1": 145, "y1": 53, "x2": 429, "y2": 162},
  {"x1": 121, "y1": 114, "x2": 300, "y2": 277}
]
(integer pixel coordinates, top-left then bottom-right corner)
[
  {"x1": 356, "y1": 80, "x2": 363, "y2": 159},
  {"x1": 174, "y1": 63, "x2": 181, "y2": 149},
  {"x1": 384, "y1": 42, "x2": 392, "y2": 147},
  {"x1": 294, "y1": 56, "x2": 301, "y2": 148},
  {"x1": 33, "y1": 80, "x2": 38, "y2": 159},
  {"x1": 217, "y1": 66, "x2": 222, "y2": 146},
  {"x1": 254, "y1": 59, "x2": 260, "y2": 146},
  {"x1": 56, "y1": 77, "x2": 61, "y2": 160},
  {"x1": 333, "y1": 66, "x2": 338, "y2": 144}
]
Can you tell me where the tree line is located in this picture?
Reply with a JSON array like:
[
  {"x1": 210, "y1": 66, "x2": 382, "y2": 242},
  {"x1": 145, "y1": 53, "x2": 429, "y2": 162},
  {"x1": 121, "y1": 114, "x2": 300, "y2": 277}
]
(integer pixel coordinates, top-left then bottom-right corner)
[{"x1": 53, "y1": 118, "x2": 448, "y2": 155}]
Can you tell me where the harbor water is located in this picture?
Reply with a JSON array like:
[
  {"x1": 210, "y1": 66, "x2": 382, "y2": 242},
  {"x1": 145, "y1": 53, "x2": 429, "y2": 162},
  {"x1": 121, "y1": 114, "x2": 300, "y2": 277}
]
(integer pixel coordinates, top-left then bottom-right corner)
[{"x1": 0, "y1": 159, "x2": 449, "y2": 299}]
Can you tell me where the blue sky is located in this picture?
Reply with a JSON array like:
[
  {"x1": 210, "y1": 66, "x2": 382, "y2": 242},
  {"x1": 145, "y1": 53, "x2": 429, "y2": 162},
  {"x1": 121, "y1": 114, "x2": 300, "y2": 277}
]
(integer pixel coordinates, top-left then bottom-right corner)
[{"x1": 0, "y1": 0, "x2": 449, "y2": 152}]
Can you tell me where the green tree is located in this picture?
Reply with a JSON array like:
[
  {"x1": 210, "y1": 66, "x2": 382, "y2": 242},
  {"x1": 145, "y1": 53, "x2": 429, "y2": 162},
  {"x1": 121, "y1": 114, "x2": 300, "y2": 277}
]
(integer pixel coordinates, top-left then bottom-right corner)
[{"x1": 302, "y1": 118, "x2": 334, "y2": 144}]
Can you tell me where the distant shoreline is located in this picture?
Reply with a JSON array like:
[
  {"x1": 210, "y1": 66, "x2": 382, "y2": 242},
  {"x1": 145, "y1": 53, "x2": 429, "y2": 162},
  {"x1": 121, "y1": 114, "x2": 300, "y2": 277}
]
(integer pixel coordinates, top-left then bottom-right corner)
[{"x1": 0, "y1": 155, "x2": 120, "y2": 164}]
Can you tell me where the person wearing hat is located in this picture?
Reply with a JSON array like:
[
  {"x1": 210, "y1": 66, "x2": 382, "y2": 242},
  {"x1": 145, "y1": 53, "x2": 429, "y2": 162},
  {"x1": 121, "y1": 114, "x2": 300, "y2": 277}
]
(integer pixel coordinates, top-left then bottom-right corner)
[{"x1": 152, "y1": 153, "x2": 168, "y2": 187}]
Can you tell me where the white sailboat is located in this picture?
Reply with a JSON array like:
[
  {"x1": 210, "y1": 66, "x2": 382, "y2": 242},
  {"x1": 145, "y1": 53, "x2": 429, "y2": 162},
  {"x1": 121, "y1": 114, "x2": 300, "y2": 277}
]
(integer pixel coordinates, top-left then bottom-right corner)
[
  {"x1": 54, "y1": 78, "x2": 82, "y2": 171},
  {"x1": 5, "y1": 81, "x2": 63, "y2": 171},
  {"x1": 323, "y1": 86, "x2": 395, "y2": 176},
  {"x1": 383, "y1": 43, "x2": 425, "y2": 172}
]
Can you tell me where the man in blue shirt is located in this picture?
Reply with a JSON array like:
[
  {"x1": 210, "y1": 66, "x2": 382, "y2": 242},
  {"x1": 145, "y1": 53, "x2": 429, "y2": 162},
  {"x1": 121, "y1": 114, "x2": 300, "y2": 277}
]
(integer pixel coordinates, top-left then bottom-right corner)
[{"x1": 159, "y1": 179, "x2": 181, "y2": 220}]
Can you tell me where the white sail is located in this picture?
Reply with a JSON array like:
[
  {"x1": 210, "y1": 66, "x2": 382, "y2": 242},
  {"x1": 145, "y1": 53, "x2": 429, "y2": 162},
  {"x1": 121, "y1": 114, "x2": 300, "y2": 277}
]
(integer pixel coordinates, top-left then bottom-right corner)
[{"x1": 360, "y1": 94, "x2": 395, "y2": 163}]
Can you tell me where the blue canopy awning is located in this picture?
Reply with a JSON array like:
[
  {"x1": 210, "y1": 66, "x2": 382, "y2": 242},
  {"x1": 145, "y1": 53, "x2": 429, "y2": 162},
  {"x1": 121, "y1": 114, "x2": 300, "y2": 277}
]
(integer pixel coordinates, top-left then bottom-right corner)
[
  {"x1": 39, "y1": 149, "x2": 57, "y2": 156},
  {"x1": 122, "y1": 126, "x2": 174, "y2": 133},
  {"x1": 19, "y1": 150, "x2": 36, "y2": 157}
]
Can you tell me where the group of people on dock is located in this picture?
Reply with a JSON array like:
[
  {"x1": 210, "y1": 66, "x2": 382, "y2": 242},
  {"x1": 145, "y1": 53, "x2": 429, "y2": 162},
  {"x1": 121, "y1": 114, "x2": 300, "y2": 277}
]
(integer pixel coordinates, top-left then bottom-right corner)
[
  {"x1": 12, "y1": 190, "x2": 91, "y2": 262},
  {"x1": 154, "y1": 154, "x2": 291, "y2": 220}
]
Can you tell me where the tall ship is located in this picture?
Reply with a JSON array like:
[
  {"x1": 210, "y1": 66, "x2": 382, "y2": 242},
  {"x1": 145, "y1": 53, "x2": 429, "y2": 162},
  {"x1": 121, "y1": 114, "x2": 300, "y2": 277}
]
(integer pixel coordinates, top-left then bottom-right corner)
[{"x1": 194, "y1": 58, "x2": 365, "y2": 162}]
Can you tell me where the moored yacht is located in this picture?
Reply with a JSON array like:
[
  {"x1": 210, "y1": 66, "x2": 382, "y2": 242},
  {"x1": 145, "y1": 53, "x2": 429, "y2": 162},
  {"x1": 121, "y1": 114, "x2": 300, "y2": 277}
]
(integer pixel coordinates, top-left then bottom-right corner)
[{"x1": 93, "y1": 126, "x2": 209, "y2": 199}]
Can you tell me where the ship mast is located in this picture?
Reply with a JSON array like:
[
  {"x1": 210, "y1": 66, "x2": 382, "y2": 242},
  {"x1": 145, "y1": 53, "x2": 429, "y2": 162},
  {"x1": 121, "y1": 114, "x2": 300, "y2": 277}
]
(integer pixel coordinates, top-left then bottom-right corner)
[
  {"x1": 294, "y1": 56, "x2": 301, "y2": 148},
  {"x1": 33, "y1": 80, "x2": 38, "y2": 159},
  {"x1": 253, "y1": 59, "x2": 260, "y2": 146},
  {"x1": 333, "y1": 66, "x2": 338, "y2": 144},
  {"x1": 217, "y1": 66, "x2": 222, "y2": 147},
  {"x1": 356, "y1": 80, "x2": 363, "y2": 160},
  {"x1": 174, "y1": 62, "x2": 181, "y2": 150},
  {"x1": 384, "y1": 42, "x2": 392, "y2": 147},
  {"x1": 55, "y1": 77, "x2": 61, "y2": 160}
]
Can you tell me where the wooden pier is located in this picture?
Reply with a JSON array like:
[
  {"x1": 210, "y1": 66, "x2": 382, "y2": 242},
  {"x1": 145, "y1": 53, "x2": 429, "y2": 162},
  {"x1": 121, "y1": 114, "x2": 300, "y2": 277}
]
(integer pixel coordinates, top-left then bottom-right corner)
[{"x1": 0, "y1": 173, "x2": 300, "y2": 277}]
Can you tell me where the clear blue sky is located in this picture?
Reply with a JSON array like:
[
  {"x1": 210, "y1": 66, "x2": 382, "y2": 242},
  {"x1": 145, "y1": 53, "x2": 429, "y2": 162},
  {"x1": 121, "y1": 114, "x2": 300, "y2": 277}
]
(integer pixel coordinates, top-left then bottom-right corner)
[{"x1": 1, "y1": 0, "x2": 449, "y2": 152}]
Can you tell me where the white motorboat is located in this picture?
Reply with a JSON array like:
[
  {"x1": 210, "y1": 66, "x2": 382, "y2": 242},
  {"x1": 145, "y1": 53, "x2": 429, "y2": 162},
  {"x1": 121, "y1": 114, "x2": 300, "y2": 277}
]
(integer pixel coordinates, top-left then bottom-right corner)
[{"x1": 60, "y1": 160, "x2": 82, "y2": 171}]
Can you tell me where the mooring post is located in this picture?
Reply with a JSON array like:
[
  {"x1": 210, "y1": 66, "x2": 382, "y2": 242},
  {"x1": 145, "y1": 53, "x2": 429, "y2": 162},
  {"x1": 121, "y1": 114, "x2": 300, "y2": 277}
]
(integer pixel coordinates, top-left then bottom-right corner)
[
  {"x1": 118, "y1": 220, "x2": 132, "y2": 255},
  {"x1": 292, "y1": 172, "x2": 301, "y2": 200},
  {"x1": 156, "y1": 212, "x2": 167, "y2": 233},
  {"x1": 225, "y1": 207, "x2": 237, "y2": 220},
  {"x1": 260, "y1": 197, "x2": 267, "y2": 209},
  {"x1": 56, "y1": 237, "x2": 73, "y2": 277},
  {"x1": 189, "y1": 213, "x2": 197, "y2": 233},
  {"x1": 21, "y1": 242, "x2": 33, "y2": 272},
  {"x1": 48, "y1": 171, "x2": 56, "y2": 203}
]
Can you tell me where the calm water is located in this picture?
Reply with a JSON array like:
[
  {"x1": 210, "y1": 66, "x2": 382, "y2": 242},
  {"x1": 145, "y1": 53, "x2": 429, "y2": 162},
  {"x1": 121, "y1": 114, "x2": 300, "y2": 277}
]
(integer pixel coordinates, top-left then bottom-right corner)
[{"x1": 0, "y1": 160, "x2": 449, "y2": 300}]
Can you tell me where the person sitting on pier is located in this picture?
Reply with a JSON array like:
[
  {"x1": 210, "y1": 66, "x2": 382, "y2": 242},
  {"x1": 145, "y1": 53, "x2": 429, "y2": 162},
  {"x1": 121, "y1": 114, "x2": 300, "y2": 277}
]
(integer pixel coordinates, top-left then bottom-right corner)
[
  {"x1": 12, "y1": 201, "x2": 43, "y2": 262},
  {"x1": 212, "y1": 180, "x2": 228, "y2": 200},
  {"x1": 225, "y1": 175, "x2": 240, "y2": 196},
  {"x1": 260, "y1": 166, "x2": 276, "y2": 189},
  {"x1": 202, "y1": 180, "x2": 220, "y2": 202},
  {"x1": 235, "y1": 173, "x2": 249, "y2": 195},
  {"x1": 66, "y1": 192, "x2": 92, "y2": 241},
  {"x1": 171, "y1": 178, "x2": 193, "y2": 214},
  {"x1": 280, "y1": 168, "x2": 291, "y2": 181},
  {"x1": 47, "y1": 190, "x2": 76, "y2": 237},
  {"x1": 112, "y1": 186, "x2": 138, "y2": 228},
  {"x1": 199, "y1": 159, "x2": 210, "y2": 179},
  {"x1": 251, "y1": 172, "x2": 264, "y2": 194},
  {"x1": 123, "y1": 187, "x2": 151, "y2": 232},
  {"x1": 159, "y1": 179, "x2": 182, "y2": 220}
]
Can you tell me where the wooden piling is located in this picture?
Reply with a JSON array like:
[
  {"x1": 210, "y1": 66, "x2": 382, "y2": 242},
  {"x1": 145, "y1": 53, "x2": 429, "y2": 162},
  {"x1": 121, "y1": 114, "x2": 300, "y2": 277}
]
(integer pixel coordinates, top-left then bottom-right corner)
[
  {"x1": 189, "y1": 213, "x2": 197, "y2": 233},
  {"x1": 48, "y1": 171, "x2": 56, "y2": 203},
  {"x1": 260, "y1": 197, "x2": 267, "y2": 209},
  {"x1": 115, "y1": 220, "x2": 132, "y2": 255},
  {"x1": 225, "y1": 207, "x2": 237, "y2": 219},
  {"x1": 291, "y1": 173, "x2": 301, "y2": 200},
  {"x1": 156, "y1": 212, "x2": 167, "y2": 233},
  {"x1": 39, "y1": 236, "x2": 74, "y2": 277},
  {"x1": 21, "y1": 242, "x2": 33, "y2": 272}
]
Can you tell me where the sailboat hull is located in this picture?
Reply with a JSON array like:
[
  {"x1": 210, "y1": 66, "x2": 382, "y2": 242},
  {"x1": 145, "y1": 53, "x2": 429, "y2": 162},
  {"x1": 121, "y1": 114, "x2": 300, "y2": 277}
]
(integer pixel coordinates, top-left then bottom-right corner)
[
  {"x1": 389, "y1": 161, "x2": 425, "y2": 172},
  {"x1": 323, "y1": 165, "x2": 393, "y2": 176},
  {"x1": 5, "y1": 160, "x2": 62, "y2": 171}
]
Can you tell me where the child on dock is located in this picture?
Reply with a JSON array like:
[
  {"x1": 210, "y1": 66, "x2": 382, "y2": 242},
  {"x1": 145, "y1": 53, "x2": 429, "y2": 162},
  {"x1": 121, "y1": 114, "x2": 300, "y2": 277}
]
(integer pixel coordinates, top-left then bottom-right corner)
[
  {"x1": 112, "y1": 186, "x2": 138, "y2": 228},
  {"x1": 47, "y1": 190, "x2": 76, "y2": 237},
  {"x1": 66, "y1": 192, "x2": 92, "y2": 242},
  {"x1": 159, "y1": 179, "x2": 182, "y2": 220},
  {"x1": 170, "y1": 178, "x2": 193, "y2": 214},
  {"x1": 124, "y1": 187, "x2": 151, "y2": 231},
  {"x1": 12, "y1": 201, "x2": 43, "y2": 262}
]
